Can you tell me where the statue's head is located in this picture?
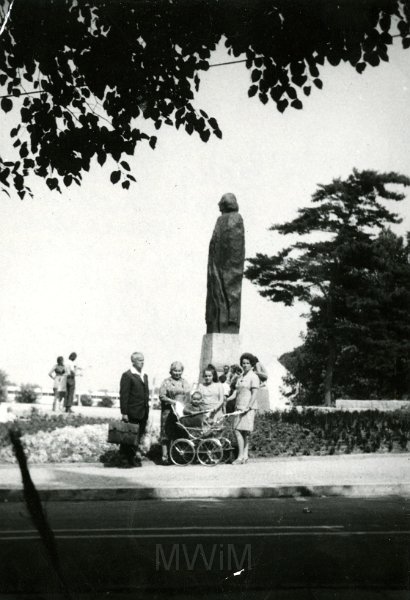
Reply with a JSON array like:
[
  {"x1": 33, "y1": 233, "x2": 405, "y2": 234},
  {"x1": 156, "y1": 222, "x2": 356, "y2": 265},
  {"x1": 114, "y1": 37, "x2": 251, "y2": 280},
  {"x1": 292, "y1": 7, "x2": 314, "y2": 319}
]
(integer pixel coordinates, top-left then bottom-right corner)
[{"x1": 219, "y1": 193, "x2": 238, "y2": 213}]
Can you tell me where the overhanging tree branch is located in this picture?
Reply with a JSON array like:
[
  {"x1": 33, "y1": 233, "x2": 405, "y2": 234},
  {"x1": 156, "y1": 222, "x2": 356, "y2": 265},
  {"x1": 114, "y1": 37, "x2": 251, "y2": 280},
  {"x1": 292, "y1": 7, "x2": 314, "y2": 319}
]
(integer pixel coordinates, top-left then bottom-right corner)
[{"x1": 1, "y1": 0, "x2": 410, "y2": 198}]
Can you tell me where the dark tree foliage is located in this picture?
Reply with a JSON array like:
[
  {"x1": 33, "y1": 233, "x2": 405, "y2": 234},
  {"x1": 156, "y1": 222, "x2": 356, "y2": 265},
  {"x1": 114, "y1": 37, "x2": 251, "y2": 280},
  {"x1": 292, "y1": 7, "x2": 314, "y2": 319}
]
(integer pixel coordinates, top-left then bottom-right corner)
[
  {"x1": 246, "y1": 170, "x2": 410, "y2": 404},
  {"x1": 0, "y1": 0, "x2": 410, "y2": 198},
  {"x1": 279, "y1": 232, "x2": 410, "y2": 404},
  {"x1": 338, "y1": 229, "x2": 410, "y2": 399},
  {"x1": 279, "y1": 343, "x2": 325, "y2": 405},
  {"x1": 279, "y1": 230, "x2": 410, "y2": 405}
]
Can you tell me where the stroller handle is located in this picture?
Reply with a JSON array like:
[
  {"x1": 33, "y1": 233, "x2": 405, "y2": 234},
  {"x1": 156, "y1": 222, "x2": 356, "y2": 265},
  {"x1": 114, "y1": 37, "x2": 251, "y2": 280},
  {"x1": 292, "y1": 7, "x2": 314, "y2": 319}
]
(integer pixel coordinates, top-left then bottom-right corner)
[{"x1": 213, "y1": 410, "x2": 243, "y2": 424}]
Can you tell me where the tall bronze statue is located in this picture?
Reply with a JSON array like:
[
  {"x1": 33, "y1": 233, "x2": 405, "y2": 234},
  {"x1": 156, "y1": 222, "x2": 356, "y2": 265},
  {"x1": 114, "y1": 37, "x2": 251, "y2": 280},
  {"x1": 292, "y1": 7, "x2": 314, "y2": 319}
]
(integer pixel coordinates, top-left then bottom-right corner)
[{"x1": 206, "y1": 193, "x2": 245, "y2": 334}]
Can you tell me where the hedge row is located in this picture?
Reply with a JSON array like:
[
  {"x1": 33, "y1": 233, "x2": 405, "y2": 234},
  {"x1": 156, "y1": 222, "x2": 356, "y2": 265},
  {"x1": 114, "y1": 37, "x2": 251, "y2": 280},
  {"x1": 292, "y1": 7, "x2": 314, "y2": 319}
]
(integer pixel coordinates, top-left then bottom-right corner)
[
  {"x1": 250, "y1": 409, "x2": 410, "y2": 456},
  {"x1": 0, "y1": 409, "x2": 409, "y2": 463}
]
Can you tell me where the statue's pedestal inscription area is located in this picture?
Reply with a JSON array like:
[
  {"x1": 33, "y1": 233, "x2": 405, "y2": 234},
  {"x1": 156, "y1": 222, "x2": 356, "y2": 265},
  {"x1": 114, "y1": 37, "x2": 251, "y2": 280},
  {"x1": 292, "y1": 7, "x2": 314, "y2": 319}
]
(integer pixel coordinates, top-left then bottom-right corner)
[{"x1": 199, "y1": 333, "x2": 242, "y2": 374}]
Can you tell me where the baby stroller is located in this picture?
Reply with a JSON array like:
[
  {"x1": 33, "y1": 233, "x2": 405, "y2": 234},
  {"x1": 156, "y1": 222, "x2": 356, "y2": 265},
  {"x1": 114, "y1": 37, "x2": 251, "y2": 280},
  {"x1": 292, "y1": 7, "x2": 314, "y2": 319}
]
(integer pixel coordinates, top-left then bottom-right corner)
[{"x1": 168, "y1": 401, "x2": 238, "y2": 466}]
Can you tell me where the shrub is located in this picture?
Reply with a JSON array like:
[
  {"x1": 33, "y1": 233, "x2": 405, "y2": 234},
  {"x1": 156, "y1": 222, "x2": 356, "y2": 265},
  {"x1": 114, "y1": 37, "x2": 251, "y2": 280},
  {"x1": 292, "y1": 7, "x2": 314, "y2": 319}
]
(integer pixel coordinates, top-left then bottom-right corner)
[
  {"x1": 0, "y1": 424, "x2": 112, "y2": 463},
  {"x1": 80, "y1": 394, "x2": 93, "y2": 406},
  {"x1": 98, "y1": 396, "x2": 114, "y2": 408},
  {"x1": 249, "y1": 409, "x2": 410, "y2": 457},
  {"x1": 0, "y1": 417, "x2": 160, "y2": 463},
  {"x1": 15, "y1": 384, "x2": 39, "y2": 404}
]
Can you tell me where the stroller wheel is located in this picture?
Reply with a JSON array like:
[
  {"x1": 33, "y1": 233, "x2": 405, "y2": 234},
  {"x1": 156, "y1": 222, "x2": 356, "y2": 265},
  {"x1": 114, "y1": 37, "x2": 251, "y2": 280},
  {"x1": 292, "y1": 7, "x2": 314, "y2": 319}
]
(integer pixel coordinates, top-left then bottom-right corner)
[
  {"x1": 219, "y1": 437, "x2": 234, "y2": 463},
  {"x1": 169, "y1": 438, "x2": 196, "y2": 466},
  {"x1": 197, "y1": 438, "x2": 223, "y2": 466}
]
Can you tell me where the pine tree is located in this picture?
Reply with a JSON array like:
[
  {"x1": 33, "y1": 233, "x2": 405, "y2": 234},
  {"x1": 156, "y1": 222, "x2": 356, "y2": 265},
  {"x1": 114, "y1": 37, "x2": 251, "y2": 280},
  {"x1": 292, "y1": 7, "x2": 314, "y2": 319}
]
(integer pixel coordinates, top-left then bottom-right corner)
[
  {"x1": 336, "y1": 229, "x2": 410, "y2": 399},
  {"x1": 246, "y1": 169, "x2": 410, "y2": 405}
]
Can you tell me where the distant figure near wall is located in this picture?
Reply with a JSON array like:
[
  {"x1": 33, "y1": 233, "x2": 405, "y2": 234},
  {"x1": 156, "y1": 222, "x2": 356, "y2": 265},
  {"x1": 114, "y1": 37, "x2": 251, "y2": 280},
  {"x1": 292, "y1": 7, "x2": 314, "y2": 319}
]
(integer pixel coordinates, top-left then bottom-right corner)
[
  {"x1": 206, "y1": 193, "x2": 245, "y2": 334},
  {"x1": 65, "y1": 352, "x2": 79, "y2": 413}
]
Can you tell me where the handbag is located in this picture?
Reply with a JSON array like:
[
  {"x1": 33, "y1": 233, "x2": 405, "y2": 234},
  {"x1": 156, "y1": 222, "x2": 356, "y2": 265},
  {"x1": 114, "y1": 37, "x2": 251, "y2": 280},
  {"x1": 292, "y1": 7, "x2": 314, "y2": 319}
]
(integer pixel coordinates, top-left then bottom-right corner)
[{"x1": 107, "y1": 420, "x2": 140, "y2": 445}]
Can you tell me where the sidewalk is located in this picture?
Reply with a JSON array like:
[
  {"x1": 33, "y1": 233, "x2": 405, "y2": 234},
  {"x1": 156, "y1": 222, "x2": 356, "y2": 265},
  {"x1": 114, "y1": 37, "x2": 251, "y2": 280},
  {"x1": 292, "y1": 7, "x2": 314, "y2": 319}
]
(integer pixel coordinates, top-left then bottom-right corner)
[{"x1": 0, "y1": 453, "x2": 409, "y2": 501}]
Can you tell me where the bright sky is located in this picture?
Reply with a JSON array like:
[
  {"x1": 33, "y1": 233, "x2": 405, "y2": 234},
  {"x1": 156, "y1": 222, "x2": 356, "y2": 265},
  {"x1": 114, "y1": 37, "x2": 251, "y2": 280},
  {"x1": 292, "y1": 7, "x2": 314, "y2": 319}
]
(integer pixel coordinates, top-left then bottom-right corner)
[{"x1": 1, "y1": 40, "x2": 410, "y2": 405}]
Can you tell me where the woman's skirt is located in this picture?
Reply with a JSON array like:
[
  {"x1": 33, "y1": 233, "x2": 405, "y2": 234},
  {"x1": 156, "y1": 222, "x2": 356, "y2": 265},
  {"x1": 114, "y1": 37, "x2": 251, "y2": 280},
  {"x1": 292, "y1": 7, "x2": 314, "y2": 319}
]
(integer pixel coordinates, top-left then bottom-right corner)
[
  {"x1": 160, "y1": 408, "x2": 176, "y2": 443},
  {"x1": 232, "y1": 387, "x2": 257, "y2": 431}
]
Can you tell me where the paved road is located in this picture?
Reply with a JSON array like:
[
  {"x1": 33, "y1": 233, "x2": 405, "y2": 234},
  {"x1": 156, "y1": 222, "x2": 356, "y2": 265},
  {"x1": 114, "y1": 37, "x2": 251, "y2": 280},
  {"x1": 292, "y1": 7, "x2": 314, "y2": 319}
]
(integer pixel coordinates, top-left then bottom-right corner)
[{"x1": 0, "y1": 497, "x2": 409, "y2": 598}]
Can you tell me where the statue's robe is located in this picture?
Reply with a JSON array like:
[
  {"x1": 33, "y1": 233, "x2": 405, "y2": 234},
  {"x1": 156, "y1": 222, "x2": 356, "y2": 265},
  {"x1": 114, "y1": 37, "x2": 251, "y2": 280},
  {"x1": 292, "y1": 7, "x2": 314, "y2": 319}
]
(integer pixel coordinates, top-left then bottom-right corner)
[{"x1": 205, "y1": 211, "x2": 245, "y2": 334}]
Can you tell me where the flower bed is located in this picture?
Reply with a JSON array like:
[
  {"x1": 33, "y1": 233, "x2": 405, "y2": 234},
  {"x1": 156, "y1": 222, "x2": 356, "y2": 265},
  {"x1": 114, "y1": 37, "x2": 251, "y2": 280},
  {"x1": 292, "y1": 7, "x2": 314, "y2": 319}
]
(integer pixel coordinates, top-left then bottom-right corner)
[
  {"x1": 0, "y1": 424, "x2": 111, "y2": 463},
  {"x1": 0, "y1": 412, "x2": 109, "y2": 450},
  {"x1": 0, "y1": 412, "x2": 159, "y2": 464}
]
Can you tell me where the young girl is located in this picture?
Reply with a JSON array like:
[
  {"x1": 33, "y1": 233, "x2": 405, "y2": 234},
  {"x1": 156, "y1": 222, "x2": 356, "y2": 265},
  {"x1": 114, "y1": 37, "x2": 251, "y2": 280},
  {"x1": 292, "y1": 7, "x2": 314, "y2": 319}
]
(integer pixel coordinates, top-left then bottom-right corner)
[{"x1": 198, "y1": 367, "x2": 225, "y2": 420}]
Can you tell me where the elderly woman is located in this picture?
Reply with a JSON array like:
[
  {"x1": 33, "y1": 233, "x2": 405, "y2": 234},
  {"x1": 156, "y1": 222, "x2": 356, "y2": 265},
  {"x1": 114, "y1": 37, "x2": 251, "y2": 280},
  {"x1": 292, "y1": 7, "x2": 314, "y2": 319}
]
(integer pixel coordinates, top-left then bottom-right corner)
[
  {"x1": 158, "y1": 361, "x2": 190, "y2": 464},
  {"x1": 227, "y1": 352, "x2": 259, "y2": 465}
]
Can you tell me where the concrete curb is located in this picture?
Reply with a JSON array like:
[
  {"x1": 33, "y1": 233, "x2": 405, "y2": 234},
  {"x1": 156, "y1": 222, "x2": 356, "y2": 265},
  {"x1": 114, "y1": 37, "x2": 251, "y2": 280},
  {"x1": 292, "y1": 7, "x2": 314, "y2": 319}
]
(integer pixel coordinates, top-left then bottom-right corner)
[{"x1": 1, "y1": 483, "x2": 410, "y2": 502}]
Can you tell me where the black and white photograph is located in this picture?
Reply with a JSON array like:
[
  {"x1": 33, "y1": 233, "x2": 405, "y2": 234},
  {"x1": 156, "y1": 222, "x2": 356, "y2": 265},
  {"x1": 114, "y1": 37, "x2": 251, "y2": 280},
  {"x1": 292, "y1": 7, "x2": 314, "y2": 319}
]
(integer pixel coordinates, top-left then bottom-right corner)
[{"x1": 0, "y1": 0, "x2": 409, "y2": 598}]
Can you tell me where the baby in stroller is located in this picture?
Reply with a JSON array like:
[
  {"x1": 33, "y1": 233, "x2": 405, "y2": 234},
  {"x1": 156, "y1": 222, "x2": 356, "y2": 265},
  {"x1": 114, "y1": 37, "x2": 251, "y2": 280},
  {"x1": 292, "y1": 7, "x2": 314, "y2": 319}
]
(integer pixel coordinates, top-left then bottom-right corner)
[
  {"x1": 180, "y1": 390, "x2": 222, "y2": 428},
  {"x1": 169, "y1": 390, "x2": 234, "y2": 466}
]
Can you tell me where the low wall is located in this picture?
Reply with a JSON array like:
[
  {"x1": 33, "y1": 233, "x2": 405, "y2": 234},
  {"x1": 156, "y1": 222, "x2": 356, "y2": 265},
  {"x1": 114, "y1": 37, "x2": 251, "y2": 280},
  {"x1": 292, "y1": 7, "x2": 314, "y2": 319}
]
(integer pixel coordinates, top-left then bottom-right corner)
[{"x1": 336, "y1": 399, "x2": 410, "y2": 411}]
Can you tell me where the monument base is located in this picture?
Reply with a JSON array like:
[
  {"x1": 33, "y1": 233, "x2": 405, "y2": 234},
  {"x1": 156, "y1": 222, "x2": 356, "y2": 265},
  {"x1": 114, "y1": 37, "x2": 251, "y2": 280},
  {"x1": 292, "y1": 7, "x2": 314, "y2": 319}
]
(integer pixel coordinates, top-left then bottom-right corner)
[
  {"x1": 199, "y1": 333, "x2": 242, "y2": 377},
  {"x1": 255, "y1": 386, "x2": 270, "y2": 413}
]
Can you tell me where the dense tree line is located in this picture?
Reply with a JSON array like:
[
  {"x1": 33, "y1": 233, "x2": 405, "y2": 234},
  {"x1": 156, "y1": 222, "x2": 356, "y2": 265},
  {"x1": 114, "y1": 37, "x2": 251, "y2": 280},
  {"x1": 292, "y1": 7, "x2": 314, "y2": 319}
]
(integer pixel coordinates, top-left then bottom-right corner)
[
  {"x1": 0, "y1": 0, "x2": 410, "y2": 198},
  {"x1": 246, "y1": 170, "x2": 410, "y2": 405}
]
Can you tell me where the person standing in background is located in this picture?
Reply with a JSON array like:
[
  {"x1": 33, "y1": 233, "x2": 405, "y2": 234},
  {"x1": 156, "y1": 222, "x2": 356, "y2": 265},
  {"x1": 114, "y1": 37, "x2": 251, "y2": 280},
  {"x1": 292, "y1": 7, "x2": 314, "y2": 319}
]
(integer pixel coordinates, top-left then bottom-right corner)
[
  {"x1": 206, "y1": 363, "x2": 219, "y2": 383},
  {"x1": 65, "y1": 352, "x2": 79, "y2": 413},
  {"x1": 219, "y1": 365, "x2": 230, "y2": 383},
  {"x1": 225, "y1": 364, "x2": 242, "y2": 413},
  {"x1": 48, "y1": 356, "x2": 67, "y2": 411}
]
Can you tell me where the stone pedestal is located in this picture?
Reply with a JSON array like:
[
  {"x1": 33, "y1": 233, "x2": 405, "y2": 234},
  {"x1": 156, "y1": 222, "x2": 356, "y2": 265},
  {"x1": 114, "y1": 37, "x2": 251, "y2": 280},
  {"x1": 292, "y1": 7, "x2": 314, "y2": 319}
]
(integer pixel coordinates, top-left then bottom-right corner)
[
  {"x1": 255, "y1": 386, "x2": 270, "y2": 413},
  {"x1": 199, "y1": 333, "x2": 242, "y2": 377}
]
